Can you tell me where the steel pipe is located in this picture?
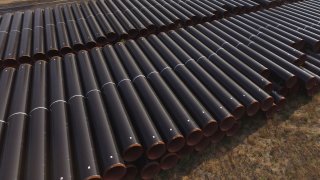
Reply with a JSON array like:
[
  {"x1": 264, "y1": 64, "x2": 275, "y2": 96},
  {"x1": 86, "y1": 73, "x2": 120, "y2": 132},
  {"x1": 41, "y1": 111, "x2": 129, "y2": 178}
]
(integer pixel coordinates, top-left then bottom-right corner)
[
  {"x1": 89, "y1": 47, "x2": 143, "y2": 162},
  {"x1": 53, "y1": 6, "x2": 72, "y2": 55},
  {"x1": 159, "y1": 153, "x2": 179, "y2": 170},
  {"x1": 63, "y1": 53, "x2": 101, "y2": 180},
  {"x1": 0, "y1": 13, "x2": 13, "y2": 65},
  {"x1": 0, "y1": 64, "x2": 31, "y2": 180},
  {"x1": 18, "y1": 10, "x2": 33, "y2": 63},
  {"x1": 33, "y1": 8, "x2": 46, "y2": 60},
  {"x1": 76, "y1": 50, "x2": 126, "y2": 180},
  {"x1": 44, "y1": 8, "x2": 59, "y2": 57},
  {"x1": 115, "y1": 42, "x2": 185, "y2": 153},
  {"x1": 103, "y1": 45, "x2": 166, "y2": 160},
  {"x1": 3, "y1": 11, "x2": 23, "y2": 66},
  {"x1": 126, "y1": 40, "x2": 203, "y2": 146},
  {"x1": 49, "y1": 57, "x2": 73, "y2": 180},
  {"x1": 71, "y1": 3, "x2": 96, "y2": 49},
  {"x1": 0, "y1": 67, "x2": 15, "y2": 150},
  {"x1": 136, "y1": 158, "x2": 161, "y2": 180},
  {"x1": 25, "y1": 61, "x2": 48, "y2": 180}
]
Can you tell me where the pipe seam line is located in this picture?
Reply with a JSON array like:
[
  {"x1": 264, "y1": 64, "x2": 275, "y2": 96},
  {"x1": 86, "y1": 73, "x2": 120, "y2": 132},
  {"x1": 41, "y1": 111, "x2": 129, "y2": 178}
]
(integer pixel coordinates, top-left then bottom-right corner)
[
  {"x1": 173, "y1": 63, "x2": 185, "y2": 71},
  {"x1": 116, "y1": 78, "x2": 131, "y2": 87},
  {"x1": 160, "y1": 67, "x2": 172, "y2": 74},
  {"x1": 86, "y1": 89, "x2": 101, "y2": 97},
  {"x1": 29, "y1": 107, "x2": 49, "y2": 114},
  {"x1": 146, "y1": 71, "x2": 159, "y2": 79},
  {"x1": 68, "y1": 95, "x2": 85, "y2": 102},
  {"x1": 101, "y1": 82, "x2": 116, "y2": 89},
  {"x1": 7, "y1": 112, "x2": 28, "y2": 120},
  {"x1": 132, "y1": 75, "x2": 146, "y2": 82},
  {"x1": 49, "y1": 100, "x2": 67, "y2": 108}
]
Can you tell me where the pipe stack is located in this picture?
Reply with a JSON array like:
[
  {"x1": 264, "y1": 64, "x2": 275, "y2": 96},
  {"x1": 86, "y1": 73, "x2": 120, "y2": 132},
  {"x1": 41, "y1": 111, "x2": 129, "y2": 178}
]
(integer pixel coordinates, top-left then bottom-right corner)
[{"x1": 0, "y1": 0, "x2": 320, "y2": 179}]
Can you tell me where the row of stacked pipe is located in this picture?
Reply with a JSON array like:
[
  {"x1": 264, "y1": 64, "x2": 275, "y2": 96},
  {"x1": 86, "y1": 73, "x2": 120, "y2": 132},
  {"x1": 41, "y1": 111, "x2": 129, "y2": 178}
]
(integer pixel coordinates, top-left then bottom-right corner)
[
  {"x1": 0, "y1": 0, "x2": 303, "y2": 67},
  {"x1": 1, "y1": 0, "x2": 320, "y2": 179}
]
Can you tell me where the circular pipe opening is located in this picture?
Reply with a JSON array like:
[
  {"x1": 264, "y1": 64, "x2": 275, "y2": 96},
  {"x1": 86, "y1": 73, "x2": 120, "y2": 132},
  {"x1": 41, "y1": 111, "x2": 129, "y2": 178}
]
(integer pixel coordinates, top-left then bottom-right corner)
[
  {"x1": 146, "y1": 141, "x2": 166, "y2": 160},
  {"x1": 232, "y1": 105, "x2": 246, "y2": 120},
  {"x1": 119, "y1": 33, "x2": 129, "y2": 40},
  {"x1": 246, "y1": 100, "x2": 260, "y2": 116},
  {"x1": 122, "y1": 164, "x2": 138, "y2": 180},
  {"x1": 123, "y1": 143, "x2": 144, "y2": 162},
  {"x1": 306, "y1": 77, "x2": 317, "y2": 90},
  {"x1": 85, "y1": 41, "x2": 97, "y2": 49},
  {"x1": 128, "y1": 29, "x2": 139, "y2": 39},
  {"x1": 139, "y1": 28, "x2": 149, "y2": 37},
  {"x1": 73, "y1": 43, "x2": 86, "y2": 51},
  {"x1": 60, "y1": 47, "x2": 73, "y2": 55},
  {"x1": 33, "y1": 53, "x2": 47, "y2": 60},
  {"x1": 103, "y1": 164, "x2": 126, "y2": 180},
  {"x1": 96, "y1": 36, "x2": 108, "y2": 45},
  {"x1": 184, "y1": 19, "x2": 193, "y2": 26},
  {"x1": 168, "y1": 22, "x2": 177, "y2": 30},
  {"x1": 211, "y1": 130, "x2": 226, "y2": 144},
  {"x1": 219, "y1": 116, "x2": 236, "y2": 131},
  {"x1": 276, "y1": 97, "x2": 286, "y2": 109},
  {"x1": 190, "y1": 16, "x2": 200, "y2": 24},
  {"x1": 194, "y1": 138, "x2": 210, "y2": 152},
  {"x1": 158, "y1": 25, "x2": 168, "y2": 33},
  {"x1": 160, "y1": 153, "x2": 179, "y2": 170},
  {"x1": 146, "y1": 25, "x2": 157, "y2": 34},
  {"x1": 18, "y1": 56, "x2": 32, "y2": 63},
  {"x1": 47, "y1": 50, "x2": 60, "y2": 58},
  {"x1": 186, "y1": 128, "x2": 203, "y2": 146},
  {"x1": 226, "y1": 122, "x2": 241, "y2": 137},
  {"x1": 167, "y1": 135, "x2": 185, "y2": 153},
  {"x1": 292, "y1": 40, "x2": 305, "y2": 50},
  {"x1": 202, "y1": 120, "x2": 218, "y2": 137},
  {"x1": 176, "y1": 145, "x2": 194, "y2": 159},
  {"x1": 106, "y1": 33, "x2": 119, "y2": 43},
  {"x1": 2, "y1": 59, "x2": 19, "y2": 68},
  {"x1": 261, "y1": 68, "x2": 271, "y2": 78},
  {"x1": 201, "y1": 16, "x2": 211, "y2": 23},
  {"x1": 264, "y1": 82, "x2": 274, "y2": 93},
  {"x1": 286, "y1": 75, "x2": 298, "y2": 88},
  {"x1": 85, "y1": 175, "x2": 102, "y2": 180},
  {"x1": 266, "y1": 103, "x2": 277, "y2": 119},
  {"x1": 261, "y1": 96, "x2": 274, "y2": 112},
  {"x1": 140, "y1": 162, "x2": 161, "y2": 180}
]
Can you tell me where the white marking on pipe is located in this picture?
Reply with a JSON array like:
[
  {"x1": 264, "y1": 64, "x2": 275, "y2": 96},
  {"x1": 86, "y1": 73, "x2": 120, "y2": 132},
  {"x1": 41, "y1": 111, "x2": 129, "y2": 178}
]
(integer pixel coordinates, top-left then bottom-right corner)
[
  {"x1": 173, "y1": 63, "x2": 184, "y2": 71},
  {"x1": 152, "y1": 136, "x2": 155, "y2": 139},
  {"x1": 68, "y1": 95, "x2": 84, "y2": 102},
  {"x1": 86, "y1": 89, "x2": 100, "y2": 97},
  {"x1": 132, "y1": 75, "x2": 145, "y2": 82},
  {"x1": 184, "y1": 58, "x2": 194, "y2": 66},
  {"x1": 110, "y1": 156, "x2": 113, "y2": 159},
  {"x1": 160, "y1": 67, "x2": 171, "y2": 74},
  {"x1": 7, "y1": 112, "x2": 28, "y2": 119},
  {"x1": 101, "y1": 82, "x2": 116, "y2": 89},
  {"x1": 146, "y1": 71, "x2": 159, "y2": 79},
  {"x1": 88, "y1": 166, "x2": 91, "y2": 169},
  {"x1": 50, "y1": 100, "x2": 67, "y2": 107},
  {"x1": 129, "y1": 136, "x2": 132, "y2": 140},
  {"x1": 29, "y1": 107, "x2": 48, "y2": 114},
  {"x1": 117, "y1": 79, "x2": 131, "y2": 87}
]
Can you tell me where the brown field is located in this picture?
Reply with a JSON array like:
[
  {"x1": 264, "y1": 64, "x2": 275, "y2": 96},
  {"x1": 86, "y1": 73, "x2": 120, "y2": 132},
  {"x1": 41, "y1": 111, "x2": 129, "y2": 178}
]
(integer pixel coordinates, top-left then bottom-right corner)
[{"x1": 158, "y1": 92, "x2": 320, "y2": 180}]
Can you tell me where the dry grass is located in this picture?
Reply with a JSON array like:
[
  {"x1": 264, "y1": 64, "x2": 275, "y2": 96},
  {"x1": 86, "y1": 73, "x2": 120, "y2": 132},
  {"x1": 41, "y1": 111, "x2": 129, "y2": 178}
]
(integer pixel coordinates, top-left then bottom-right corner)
[{"x1": 158, "y1": 92, "x2": 320, "y2": 180}]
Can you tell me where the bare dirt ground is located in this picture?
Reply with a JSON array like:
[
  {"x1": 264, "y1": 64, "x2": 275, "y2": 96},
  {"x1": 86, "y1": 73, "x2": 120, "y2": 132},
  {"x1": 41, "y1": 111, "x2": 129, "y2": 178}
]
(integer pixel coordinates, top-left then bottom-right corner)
[{"x1": 158, "y1": 92, "x2": 320, "y2": 179}]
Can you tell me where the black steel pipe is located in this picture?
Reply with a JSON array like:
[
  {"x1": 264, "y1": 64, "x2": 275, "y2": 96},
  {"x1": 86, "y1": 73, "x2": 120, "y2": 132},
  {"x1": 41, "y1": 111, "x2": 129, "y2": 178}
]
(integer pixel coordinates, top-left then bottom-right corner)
[
  {"x1": 159, "y1": 32, "x2": 246, "y2": 119},
  {"x1": 18, "y1": 10, "x2": 33, "y2": 63},
  {"x1": 122, "y1": 164, "x2": 138, "y2": 180},
  {"x1": 62, "y1": 4, "x2": 85, "y2": 51},
  {"x1": 71, "y1": 3, "x2": 97, "y2": 49},
  {"x1": 53, "y1": 6, "x2": 72, "y2": 55},
  {"x1": 124, "y1": 0, "x2": 166, "y2": 31},
  {"x1": 49, "y1": 57, "x2": 73, "y2": 180},
  {"x1": 203, "y1": 22, "x2": 298, "y2": 88},
  {"x1": 0, "y1": 67, "x2": 15, "y2": 151},
  {"x1": 183, "y1": 26, "x2": 273, "y2": 92},
  {"x1": 63, "y1": 53, "x2": 101, "y2": 180},
  {"x1": 212, "y1": 20, "x2": 317, "y2": 89},
  {"x1": 103, "y1": 45, "x2": 166, "y2": 160},
  {"x1": 174, "y1": 0, "x2": 208, "y2": 22},
  {"x1": 115, "y1": 0, "x2": 155, "y2": 34},
  {"x1": 174, "y1": 27, "x2": 274, "y2": 111},
  {"x1": 162, "y1": 0, "x2": 199, "y2": 24},
  {"x1": 25, "y1": 60, "x2": 48, "y2": 180},
  {"x1": 33, "y1": 8, "x2": 46, "y2": 60},
  {"x1": 184, "y1": 0, "x2": 217, "y2": 21},
  {"x1": 166, "y1": 29, "x2": 260, "y2": 116},
  {"x1": 80, "y1": 2, "x2": 109, "y2": 44},
  {"x1": 136, "y1": 158, "x2": 161, "y2": 180},
  {"x1": 96, "y1": 0, "x2": 128, "y2": 39},
  {"x1": 104, "y1": 0, "x2": 139, "y2": 38},
  {"x1": 126, "y1": 40, "x2": 203, "y2": 146},
  {"x1": 0, "y1": 64, "x2": 31, "y2": 180},
  {"x1": 0, "y1": 13, "x2": 13, "y2": 65},
  {"x1": 159, "y1": 153, "x2": 179, "y2": 170},
  {"x1": 76, "y1": 51, "x2": 126, "y2": 180},
  {"x1": 115, "y1": 42, "x2": 185, "y2": 153},
  {"x1": 148, "y1": 35, "x2": 234, "y2": 131},
  {"x1": 44, "y1": 8, "x2": 59, "y2": 57},
  {"x1": 89, "y1": 47, "x2": 143, "y2": 162},
  {"x1": 241, "y1": 13, "x2": 305, "y2": 49},
  {"x1": 3, "y1": 11, "x2": 23, "y2": 66},
  {"x1": 194, "y1": 23, "x2": 270, "y2": 77},
  {"x1": 226, "y1": 121, "x2": 241, "y2": 137}
]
